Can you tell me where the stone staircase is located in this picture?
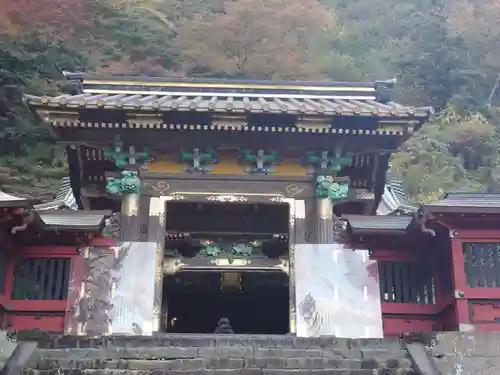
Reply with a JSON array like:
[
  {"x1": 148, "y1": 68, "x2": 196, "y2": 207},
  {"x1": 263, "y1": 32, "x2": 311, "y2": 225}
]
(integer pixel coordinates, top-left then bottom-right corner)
[{"x1": 22, "y1": 334, "x2": 419, "y2": 374}]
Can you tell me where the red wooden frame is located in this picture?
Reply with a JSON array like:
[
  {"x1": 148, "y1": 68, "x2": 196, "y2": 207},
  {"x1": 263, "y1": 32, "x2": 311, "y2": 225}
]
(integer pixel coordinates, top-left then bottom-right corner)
[
  {"x1": 5, "y1": 246, "x2": 81, "y2": 312},
  {"x1": 448, "y1": 237, "x2": 500, "y2": 327}
]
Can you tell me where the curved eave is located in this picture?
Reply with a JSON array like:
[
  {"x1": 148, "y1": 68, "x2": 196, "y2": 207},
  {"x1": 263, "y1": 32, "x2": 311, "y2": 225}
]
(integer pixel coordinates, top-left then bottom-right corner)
[{"x1": 23, "y1": 94, "x2": 434, "y2": 119}]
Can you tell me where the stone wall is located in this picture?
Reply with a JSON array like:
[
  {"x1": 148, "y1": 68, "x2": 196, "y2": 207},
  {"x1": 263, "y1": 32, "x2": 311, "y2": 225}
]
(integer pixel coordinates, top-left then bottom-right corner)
[
  {"x1": 429, "y1": 332, "x2": 500, "y2": 375},
  {"x1": 0, "y1": 331, "x2": 17, "y2": 369}
]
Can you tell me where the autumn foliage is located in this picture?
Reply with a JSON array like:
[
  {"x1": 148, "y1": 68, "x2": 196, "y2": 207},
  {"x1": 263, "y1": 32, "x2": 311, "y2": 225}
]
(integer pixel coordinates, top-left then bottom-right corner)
[
  {"x1": 175, "y1": 0, "x2": 339, "y2": 79},
  {"x1": 0, "y1": 0, "x2": 96, "y2": 36}
]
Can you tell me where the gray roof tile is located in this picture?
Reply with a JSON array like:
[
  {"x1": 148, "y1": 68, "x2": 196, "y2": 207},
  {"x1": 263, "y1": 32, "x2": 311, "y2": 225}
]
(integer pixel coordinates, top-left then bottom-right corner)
[
  {"x1": 38, "y1": 210, "x2": 111, "y2": 230},
  {"x1": 0, "y1": 191, "x2": 30, "y2": 207},
  {"x1": 24, "y1": 74, "x2": 433, "y2": 120},
  {"x1": 424, "y1": 192, "x2": 500, "y2": 213},
  {"x1": 25, "y1": 93, "x2": 432, "y2": 118},
  {"x1": 377, "y1": 180, "x2": 417, "y2": 215},
  {"x1": 343, "y1": 214, "x2": 413, "y2": 232}
]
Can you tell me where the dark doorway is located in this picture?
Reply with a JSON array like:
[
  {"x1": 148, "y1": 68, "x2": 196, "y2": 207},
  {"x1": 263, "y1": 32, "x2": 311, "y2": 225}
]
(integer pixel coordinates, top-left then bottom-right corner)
[
  {"x1": 165, "y1": 202, "x2": 289, "y2": 235},
  {"x1": 163, "y1": 272, "x2": 289, "y2": 334}
]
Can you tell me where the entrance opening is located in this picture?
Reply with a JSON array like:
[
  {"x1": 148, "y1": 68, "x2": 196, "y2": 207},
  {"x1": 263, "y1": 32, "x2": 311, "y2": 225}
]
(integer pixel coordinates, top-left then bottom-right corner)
[
  {"x1": 163, "y1": 271, "x2": 289, "y2": 334},
  {"x1": 165, "y1": 201, "x2": 290, "y2": 236}
]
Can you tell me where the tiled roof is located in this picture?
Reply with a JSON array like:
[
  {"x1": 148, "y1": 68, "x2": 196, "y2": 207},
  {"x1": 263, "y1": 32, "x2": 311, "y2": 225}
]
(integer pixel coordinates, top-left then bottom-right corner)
[
  {"x1": 0, "y1": 191, "x2": 31, "y2": 208},
  {"x1": 424, "y1": 192, "x2": 500, "y2": 214},
  {"x1": 33, "y1": 177, "x2": 78, "y2": 211},
  {"x1": 55, "y1": 177, "x2": 77, "y2": 209},
  {"x1": 377, "y1": 180, "x2": 417, "y2": 215},
  {"x1": 343, "y1": 214, "x2": 413, "y2": 233},
  {"x1": 25, "y1": 93, "x2": 433, "y2": 118},
  {"x1": 38, "y1": 210, "x2": 111, "y2": 230},
  {"x1": 24, "y1": 73, "x2": 433, "y2": 119}
]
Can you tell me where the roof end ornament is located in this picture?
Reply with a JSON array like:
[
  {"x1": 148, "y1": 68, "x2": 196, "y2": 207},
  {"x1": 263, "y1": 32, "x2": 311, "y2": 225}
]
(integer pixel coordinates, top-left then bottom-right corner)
[{"x1": 375, "y1": 78, "x2": 396, "y2": 104}]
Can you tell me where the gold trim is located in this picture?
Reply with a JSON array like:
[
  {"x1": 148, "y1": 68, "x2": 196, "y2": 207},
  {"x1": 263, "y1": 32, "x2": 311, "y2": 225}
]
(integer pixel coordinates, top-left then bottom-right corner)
[
  {"x1": 296, "y1": 123, "x2": 332, "y2": 131},
  {"x1": 121, "y1": 193, "x2": 140, "y2": 216},
  {"x1": 144, "y1": 181, "x2": 170, "y2": 195},
  {"x1": 168, "y1": 194, "x2": 185, "y2": 201},
  {"x1": 376, "y1": 124, "x2": 405, "y2": 133},
  {"x1": 84, "y1": 79, "x2": 376, "y2": 92},
  {"x1": 211, "y1": 259, "x2": 251, "y2": 266},
  {"x1": 82, "y1": 89, "x2": 376, "y2": 101},
  {"x1": 285, "y1": 184, "x2": 305, "y2": 197},
  {"x1": 164, "y1": 258, "x2": 186, "y2": 274},
  {"x1": 46, "y1": 118, "x2": 408, "y2": 134},
  {"x1": 273, "y1": 259, "x2": 290, "y2": 274},
  {"x1": 290, "y1": 307, "x2": 297, "y2": 333},
  {"x1": 316, "y1": 198, "x2": 334, "y2": 219},
  {"x1": 378, "y1": 120, "x2": 418, "y2": 124},
  {"x1": 206, "y1": 195, "x2": 248, "y2": 202},
  {"x1": 270, "y1": 196, "x2": 286, "y2": 203},
  {"x1": 175, "y1": 192, "x2": 283, "y2": 197}
]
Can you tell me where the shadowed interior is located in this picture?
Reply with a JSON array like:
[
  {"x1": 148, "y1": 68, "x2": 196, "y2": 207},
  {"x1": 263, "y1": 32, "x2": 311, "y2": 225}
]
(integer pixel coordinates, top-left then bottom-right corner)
[{"x1": 163, "y1": 272, "x2": 289, "y2": 334}]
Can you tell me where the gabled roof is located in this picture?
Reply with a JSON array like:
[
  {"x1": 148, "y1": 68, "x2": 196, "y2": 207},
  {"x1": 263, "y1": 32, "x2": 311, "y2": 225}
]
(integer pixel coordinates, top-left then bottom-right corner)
[
  {"x1": 54, "y1": 177, "x2": 77, "y2": 210},
  {"x1": 424, "y1": 192, "x2": 500, "y2": 214},
  {"x1": 33, "y1": 177, "x2": 77, "y2": 211},
  {"x1": 38, "y1": 210, "x2": 111, "y2": 231},
  {"x1": 0, "y1": 191, "x2": 31, "y2": 208},
  {"x1": 24, "y1": 73, "x2": 433, "y2": 123},
  {"x1": 343, "y1": 214, "x2": 413, "y2": 234},
  {"x1": 376, "y1": 180, "x2": 417, "y2": 215}
]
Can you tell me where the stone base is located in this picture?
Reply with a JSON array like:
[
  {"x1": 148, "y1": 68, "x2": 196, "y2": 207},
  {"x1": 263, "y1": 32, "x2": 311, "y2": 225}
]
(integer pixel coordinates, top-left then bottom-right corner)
[{"x1": 24, "y1": 334, "x2": 418, "y2": 374}]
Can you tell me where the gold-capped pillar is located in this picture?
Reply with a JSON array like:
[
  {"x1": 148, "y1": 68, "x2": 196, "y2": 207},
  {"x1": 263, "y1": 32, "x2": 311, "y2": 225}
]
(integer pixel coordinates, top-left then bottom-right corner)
[
  {"x1": 313, "y1": 176, "x2": 349, "y2": 243},
  {"x1": 120, "y1": 189, "x2": 141, "y2": 241},
  {"x1": 105, "y1": 171, "x2": 142, "y2": 241},
  {"x1": 315, "y1": 197, "x2": 335, "y2": 244},
  {"x1": 103, "y1": 136, "x2": 149, "y2": 241}
]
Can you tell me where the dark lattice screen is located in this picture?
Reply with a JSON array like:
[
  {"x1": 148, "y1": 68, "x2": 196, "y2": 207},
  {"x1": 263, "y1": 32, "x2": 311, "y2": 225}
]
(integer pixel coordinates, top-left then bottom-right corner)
[
  {"x1": 463, "y1": 243, "x2": 500, "y2": 288},
  {"x1": 11, "y1": 258, "x2": 71, "y2": 300},
  {"x1": 378, "y1": 261, "x2": 435, "y2": 304}
]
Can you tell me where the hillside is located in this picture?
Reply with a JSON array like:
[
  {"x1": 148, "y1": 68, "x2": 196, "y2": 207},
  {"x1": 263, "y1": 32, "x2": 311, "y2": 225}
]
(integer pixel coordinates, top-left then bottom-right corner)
[{"x1": 1, "y1": 0, "x2": 500, "y2": 202}]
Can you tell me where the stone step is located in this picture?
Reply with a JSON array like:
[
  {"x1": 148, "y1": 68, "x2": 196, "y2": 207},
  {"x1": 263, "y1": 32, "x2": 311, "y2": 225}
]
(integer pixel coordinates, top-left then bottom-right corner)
[
  {"x1": 29, "y1": 346, "x2": 412, "y2": 366},
  {"x1": 23, "y1": 334, "x2": 403, "y2": 351},
  {"x1": 28, "y1": 357, "x2": 360, "y2": 371},
  {"x1": 24, "y1": 370, "x2": 416, "y2": 375},
  {"x1": 30, "y1": 347, "x2": 346, "y2": 359},
  {"x1": 19, "y1": 335, "x2": 416, "y2": 374}
]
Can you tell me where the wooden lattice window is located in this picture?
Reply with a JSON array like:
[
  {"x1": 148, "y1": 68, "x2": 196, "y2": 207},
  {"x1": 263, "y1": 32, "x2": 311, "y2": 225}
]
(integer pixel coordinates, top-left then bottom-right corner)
[
  {"x1": 11, "y1": 258, "x2": 71, "y2": 300},
  {"x1": 463, "y1": 243, "x2": 500, "y2": 288},
  {"x1": 378, "y1": 261, "x2": 435, "y2": 304}
]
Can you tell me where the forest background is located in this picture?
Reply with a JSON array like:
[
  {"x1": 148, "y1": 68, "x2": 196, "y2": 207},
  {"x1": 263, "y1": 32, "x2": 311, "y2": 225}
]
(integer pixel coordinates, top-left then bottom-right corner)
[{"x1": 0, "y1": 0, "x2": 499, "y2": 202}]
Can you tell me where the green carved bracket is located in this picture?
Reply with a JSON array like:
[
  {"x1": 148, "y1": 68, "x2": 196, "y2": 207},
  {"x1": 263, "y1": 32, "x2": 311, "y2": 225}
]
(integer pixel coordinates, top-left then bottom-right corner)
[
  {"x1": 315, "y1": 176, "x2": 349, "y2": 201},
  {"x1": 106, "y1": 171, "x2": 141, "y2": 195},
  {"x1": 239, "y1": 149, "x2": 279, "y2": 174},
  {"x1": 304, "y1": 151, "x2": 353, "y2": 174},
  {"x1": 104, "y1": 137, "x2": 149, "y2": 169}
]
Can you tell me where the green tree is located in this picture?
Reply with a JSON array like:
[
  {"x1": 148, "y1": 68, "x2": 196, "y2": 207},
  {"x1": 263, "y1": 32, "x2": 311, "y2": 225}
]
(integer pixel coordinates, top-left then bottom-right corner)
[{"x1": 391, "y1": 106, "x2": 499, "y2": 202}]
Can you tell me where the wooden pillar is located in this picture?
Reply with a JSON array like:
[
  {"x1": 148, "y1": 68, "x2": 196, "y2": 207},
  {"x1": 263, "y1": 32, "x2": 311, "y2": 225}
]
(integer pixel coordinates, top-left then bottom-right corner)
[
  {"x1": 312, "y1": 175, "x2": 349, "y2": 244},
  {"x1": 449, "y1": 236, "x2": 472, "y2": 331},
  {"x1": 148, "y1": 196, "x2": 167, "y2": 333},
  {"x1": 120, "y1": 193, "x2": 141, "y2": 241},
  {"x1": 303, "y1": 198, "x2": 316, "y2": 244},
  {"x1": 314, "y1": 198, "x2": 334, "y2": 244}
]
